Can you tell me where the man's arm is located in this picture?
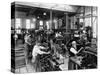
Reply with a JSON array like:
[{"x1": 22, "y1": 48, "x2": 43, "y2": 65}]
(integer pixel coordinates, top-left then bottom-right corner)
[
  {"x1": 39, "y1": 46, "x2": 47, "y2": 49},
  {"x1": 37, "y1": 46, "x2": 50, "y2": 54},
  {"x1": 77, "y1": 47, "x2": 83, "y2": 53},
  {"x1": 37, "y1": 49, "x2": 50, "y2": 54},
  {"x1": 70, "y1": 48, "x2": 78, "y2": 55}
]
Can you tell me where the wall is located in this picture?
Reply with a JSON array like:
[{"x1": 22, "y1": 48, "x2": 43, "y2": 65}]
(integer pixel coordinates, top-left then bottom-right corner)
[
  {"x1": 76, "y1": 6, "x2": 98, "y2": 38},
  {"x1": 11, "y1": 10, "x2": 37, "y2": 29}
]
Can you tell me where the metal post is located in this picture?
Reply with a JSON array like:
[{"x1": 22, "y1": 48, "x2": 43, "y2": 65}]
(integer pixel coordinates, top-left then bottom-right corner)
[
  {"x1": 91, "y1": 6, "x2": 93, "y2": 38},
  {"x1": 96, "y1": 7, "x2": 98, "y2": 38},
  {"x1": 65, "y1": 13, "x2": 68, "y2": 33},
  {"x1": 50, "y1": 10, "x2": 52, "y2": 30},
  {"x1": 83, "y1": 7, "x2": 85, "y2": 28}
]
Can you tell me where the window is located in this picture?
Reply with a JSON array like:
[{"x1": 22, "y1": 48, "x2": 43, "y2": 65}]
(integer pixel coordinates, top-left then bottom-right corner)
[
  {"x1": 93, "y1": 17, "x2": 97, "y2": 38},
  {"x1": 46, "y1": 21, "x2": 50, "y2": 30},
  {"x1": 16, "y1": 30, "x2": 21, "y2": 34},
  {"x1": 85, "y1": 18, "x2": 91, "y2": 27},
  {"x1": 31, "y1": 18, "x2": 36, "y2": 29},
  {"x1": 53, "y1": 19, "x2": 58, "y2": 29},
  {"x1": 26, "y1": 19, "x2": 31, "y2": 29},
  {"x1": 15, "y1": 18, "x2": 21, "y2": 34},
  {"x1": 92, "y1": 7, "x2": 97, "y2": 38},
  {"x1": 15, "y1": 18, "x2": 21, "y2": 28},
  {"x1": 93, "y1": 7, "x2": 97, "y2": 16},
  {"x1": 79, "y1": 19, "x2": 83, "y2": 22},
  {"x1": 40, "y1": 20, "x2": 43, "y2": 26}
]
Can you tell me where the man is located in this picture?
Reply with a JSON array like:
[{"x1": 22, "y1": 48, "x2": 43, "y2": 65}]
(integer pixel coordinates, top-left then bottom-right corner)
[
  {"x1": 24, "y1": 34, "x2": 31, "y2": 45},
  {"x1": 13, "y1": 33, "x2": 18, "y2": 45},
  {"x1": 32, "y1": 41, "x2": 50, "y2": 72},
  {"x1": 50, "y1": 39, "x2": 56, "y2": 56},
  {"x1": 24, "y1": 33, "x2": 32, "y2": 64},
  {"x1": 70, "y1": 41, "x2": 83, "y2": 55},
  {"x1": 68, "y1": 41, "x2": 83, "y2": 70},
  {"x1": 70, "y1": 41, "x2": 78, "y2": 56}
]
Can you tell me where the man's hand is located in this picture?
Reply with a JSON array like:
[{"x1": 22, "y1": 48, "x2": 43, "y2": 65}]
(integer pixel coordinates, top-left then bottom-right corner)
[{"x1": 47, "y1": 51, "x2": 50, "y2": 54}]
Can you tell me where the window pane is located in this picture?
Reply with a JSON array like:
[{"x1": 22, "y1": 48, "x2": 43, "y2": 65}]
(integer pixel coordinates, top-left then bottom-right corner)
[
  {"x1": 31, "y1": 18, "x2": 36, "y2": 29},
  {"x1": 40, "y1": 20, "x2": 43, "y2": 26},
  {"x1": 85, "y1": 7, "x2": 91, "y2": 16},
  {"x1": 16, "y1": 30, "x2": 21, "y2": 34},
  {"x1": 85, "y1": 18, "x2": 91, "y2": 27},
  {"x1": 26, "y1": 19, "x2": 31, "y2": 29},
  {"x1": 93, "y1": 17, "x2": 97, "y2": 38},
  {"x1": 15, "y1": 18, "x2": 21, "y2": 28},
  {"x1": 31, "y1": 23, "x2": 35, "y2": 29},
  {"x1": 80, "y1": 19, "x2": 83, "y2": 22}
]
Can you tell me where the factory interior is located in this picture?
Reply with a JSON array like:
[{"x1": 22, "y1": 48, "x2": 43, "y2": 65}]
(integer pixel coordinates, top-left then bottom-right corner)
[{"x1": 11, "y1": 2, "x2": 97, "y2": 73}]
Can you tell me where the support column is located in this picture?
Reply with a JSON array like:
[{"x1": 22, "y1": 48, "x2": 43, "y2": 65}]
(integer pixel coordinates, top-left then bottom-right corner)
[
  {"x1": 50, "y1": 10, "x2": 52, "y2": 30},
  {"x1": 91, "y1": 6, "x2": 93, "y2": 38},
  {"x1": 65, "y1": 13, "x2": 69, "y2": 33},
  {"x1": 83, "y1": 7, "x2": 85, "y2": 28},
  {"x1": 96, "y1": 7, "x2": 98, "y2": 38},
  {"x1": 65, "y1": 13, "x2": 70, "y2": 41}
]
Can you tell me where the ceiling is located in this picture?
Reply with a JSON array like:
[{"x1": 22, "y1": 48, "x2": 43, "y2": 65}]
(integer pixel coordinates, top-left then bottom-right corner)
[
  {"x1": 12, "y1": 1, "x2": 79, "y2": 12},
  {"x1": 11, "y1": 1, "x2": 80, "y2": 19}
]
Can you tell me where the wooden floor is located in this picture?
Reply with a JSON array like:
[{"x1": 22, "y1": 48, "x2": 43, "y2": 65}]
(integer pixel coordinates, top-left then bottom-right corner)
[
  {"x1": 15, "y1": 57, "x2": 69, "y2": 73},
  {"x1": 59, "y1": 58, "x2": 69, "y2": 71},
  {"x1": 15, "y1": 63, "x2": 35, "y2": 73}
]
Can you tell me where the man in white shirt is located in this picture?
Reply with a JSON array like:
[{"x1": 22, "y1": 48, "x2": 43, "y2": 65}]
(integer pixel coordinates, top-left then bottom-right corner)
[
  {"x1": 70, "y1": 41, "x2": 83, "y2": 56},
  {"x1": 24, "y1": 34, "x2": 32, "y2": 64},
  {"x1": 70, "y1": 41, "x2": 78, "y2": 56},
  {"x1": 32, "y1": 42, "x2": 49, "y2": 61},
  {"x1": 32, "y1": 41, "x2": 50, "y2": 71}
]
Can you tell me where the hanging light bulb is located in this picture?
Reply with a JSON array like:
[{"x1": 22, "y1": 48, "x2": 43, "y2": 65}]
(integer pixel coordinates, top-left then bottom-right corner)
[
  {"x1": 43, "y1": 12, "x2": 46, "y2": 15},
  {"x1": 37, "y1": 16, "x2": 39, "y2": 19},
  {"x1": 33, "y1": 18, "x2": 36, "y2": 21}
]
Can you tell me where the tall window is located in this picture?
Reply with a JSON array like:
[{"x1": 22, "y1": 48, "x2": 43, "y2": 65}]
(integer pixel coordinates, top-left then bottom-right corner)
[
  {"x1": 92, "y1": 7, "x2": 97, "y2": 38},
  {"x1": 15, "y1": 18, "x2": 21, "y2": 28},
  {"x1": 39, "y1": 20, "x2": 43, "y2": 26},
  {"x1": 93, "y1": 17, "x2": 97, "y2": 38},
  {"x1": 53, "y1": 19, "x2": 58, "y2": 29},
  {"x1": 31, "y1": 18, "x2": 36, "y2": 29},
  {"x1": 85, "y1": 18, "x2": 91, "y2": 27},
  {"x1": 15, "y1": 18, "x2": 21, "y2": 34},
  {"x1": 46, "y1": 21, "x2": 50, "y2": 30},
  {"x1": 39, "y1": 20, "x2": 43, "y2": 30},
  {"x1": 26, "y1": 19, "x2": 31, "y2": 29}
]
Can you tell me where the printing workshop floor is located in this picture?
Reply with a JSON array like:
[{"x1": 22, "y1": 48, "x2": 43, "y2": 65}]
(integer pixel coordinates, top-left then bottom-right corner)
[
  {"x1": 15, "y1": 63, "x2": 35, "y2": 73},
  {"x1": 15, "y1": 57, "x2": 69, "y2": 73}
]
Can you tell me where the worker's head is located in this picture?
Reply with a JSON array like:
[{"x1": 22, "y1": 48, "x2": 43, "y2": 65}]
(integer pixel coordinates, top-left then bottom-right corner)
[
  {"x1": 50, "y1": 39, "x2": 53, "y2": 44},
  {"x1": 83, "y1": 30, "x2": 86, "y2": 34},
  {"x1": 36, "y1": 40, "x2": 41, "y2": 46},
  {"x1": 72, "y1": 41, "x2": 77, "y2": 48}
]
